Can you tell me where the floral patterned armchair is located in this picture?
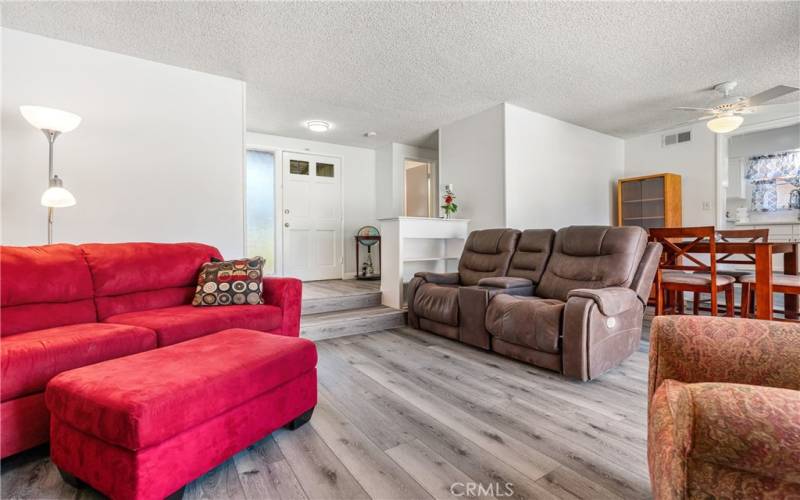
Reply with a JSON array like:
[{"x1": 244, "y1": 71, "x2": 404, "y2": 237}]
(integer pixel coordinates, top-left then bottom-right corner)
[{"x1": 648, "y1": 315, "x2": 800, "y2": 499}]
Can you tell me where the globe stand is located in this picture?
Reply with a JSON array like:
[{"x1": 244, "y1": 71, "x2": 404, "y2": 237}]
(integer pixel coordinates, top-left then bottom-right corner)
[{"x1": 355, "y1": 233, "x2": 381, "y2": 280}]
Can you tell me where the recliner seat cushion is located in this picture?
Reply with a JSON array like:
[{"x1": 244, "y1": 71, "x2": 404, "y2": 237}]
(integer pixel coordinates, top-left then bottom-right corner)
[
  {"x1": 413, "y1": 284, "x2": 459, "y2": 326},
  {"x1": 1, "y1": 323, "x2": 156, "y2": 401},
  {"x1": 458, "y1": 229, "x2": 520, "y2": 286},
  {"x1": 536, "y1": 226, "x2": 647, "y2": 301},
  {"x1": 485, "y1": 294, "x2": 565, "y2": 354},
  {"x1": 104, "y1": 304, "x2": 282, "y2": 346}
]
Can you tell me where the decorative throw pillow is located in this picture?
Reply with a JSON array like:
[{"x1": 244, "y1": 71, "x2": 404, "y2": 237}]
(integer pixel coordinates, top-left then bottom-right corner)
[{"x1": 192, "y1": 257, "x2": 265, "y2": 307}]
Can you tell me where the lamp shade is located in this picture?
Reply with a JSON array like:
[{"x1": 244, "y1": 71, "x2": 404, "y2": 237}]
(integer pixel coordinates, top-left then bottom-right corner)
[
  {"x1": 41, "y1": 186, "x2": 76, "y2": 207},
  {"x1": 41, "y1": 176, "x2": 76, "y2": 207},
  {"x1": 20, "y1": 105, "x2": 82, "y2": 133},
  {"x1": 707, "y1": 114, "x2": 744, "y2": 134}
]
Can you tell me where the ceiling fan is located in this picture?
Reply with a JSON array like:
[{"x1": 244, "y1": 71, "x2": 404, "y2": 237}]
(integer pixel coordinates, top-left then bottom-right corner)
[{"x1": 672, "y1": 81, "x2": 799, "y2": 134}]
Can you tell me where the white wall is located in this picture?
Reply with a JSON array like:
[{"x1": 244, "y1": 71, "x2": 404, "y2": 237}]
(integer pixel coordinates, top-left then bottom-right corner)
[
  {"x1": 438, "y1": 103, "x2": 622, "y2": 231},
  {"x1": 1, "y1": 29, "x2": 246, "y2": 258},
  {"x1": 375, "y1": 144, "x2": 395, "y2": 219},
  {"x1": 439, "y1": 104, "x2": 506, "y2": 230},
  {"x1": 729, "y1": 123, "x2": 800, "y2": 158},
  {"x1": 246, "y1": 132, "x2": 376, "y2": 278},
  {"x1": 624, "y1": 122, "x2": 717, "y2": 226},
  {"x1": 504, "y1": 103, "x2": 624, "y2": 229}
]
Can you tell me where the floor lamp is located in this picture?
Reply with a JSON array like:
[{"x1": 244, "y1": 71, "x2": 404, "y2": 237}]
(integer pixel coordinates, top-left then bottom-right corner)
[{"x1": 20, "y1": 105, "x2": 81, "y2": 244}]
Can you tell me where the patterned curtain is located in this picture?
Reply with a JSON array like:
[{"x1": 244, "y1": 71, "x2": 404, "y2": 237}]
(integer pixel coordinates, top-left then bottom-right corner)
[
  {"x1": 751, "y1": 180, "x2": 778, "y2": 212},
  {"x1": 745, "y1": 149, "x2": 800, "y2": 212},
  {"x1": 744, "y1": 149, "x2": 800, "y2": 180}
]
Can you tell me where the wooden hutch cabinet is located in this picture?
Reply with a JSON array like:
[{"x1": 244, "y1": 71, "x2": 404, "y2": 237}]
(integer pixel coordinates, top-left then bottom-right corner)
[{"x1": 616, "y1": 173, "x2": 682, "y2": 229}]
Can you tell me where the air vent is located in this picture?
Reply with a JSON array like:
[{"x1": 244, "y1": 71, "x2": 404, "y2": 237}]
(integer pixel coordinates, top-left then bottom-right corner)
[{"x1": 662, "y1": 130, "x2": 691, "y2": 147}]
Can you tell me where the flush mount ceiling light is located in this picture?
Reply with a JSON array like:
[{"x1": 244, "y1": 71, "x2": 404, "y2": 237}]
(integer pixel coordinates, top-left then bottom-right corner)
[
  {"x1": 706, "y1": 113, "x2": 744, "y2": 134},
  {"x1": 305, "y1": 120, "x2": 330, "y2": 132}
]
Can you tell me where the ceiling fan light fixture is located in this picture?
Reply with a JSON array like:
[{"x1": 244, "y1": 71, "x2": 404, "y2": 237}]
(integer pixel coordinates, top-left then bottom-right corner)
[{"x1": 707, "y1": 114, "x2": 744, "y2": 134}]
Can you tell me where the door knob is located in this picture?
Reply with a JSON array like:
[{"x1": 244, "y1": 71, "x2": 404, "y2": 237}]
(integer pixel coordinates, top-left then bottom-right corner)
[
  {"x1": 284, "y1": 223, "x2": 290, "y2": 228},
  {"x1": 284, "y1": 209, "x2": 290, "y2": 214}
]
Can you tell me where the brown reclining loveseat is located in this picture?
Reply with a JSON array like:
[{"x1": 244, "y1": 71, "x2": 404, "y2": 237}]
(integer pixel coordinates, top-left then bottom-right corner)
[{"x1": 407, "y1": 225, "x2": 662, "y2": 380}]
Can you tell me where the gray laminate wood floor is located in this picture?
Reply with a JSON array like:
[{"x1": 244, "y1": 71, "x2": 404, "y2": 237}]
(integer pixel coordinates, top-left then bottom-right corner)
[{"x1": 1, "y1": 325, "x2": 652, "y2": 500}]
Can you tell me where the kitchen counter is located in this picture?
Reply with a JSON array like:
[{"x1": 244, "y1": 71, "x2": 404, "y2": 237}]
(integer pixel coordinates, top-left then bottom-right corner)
[{"x1": 733, "y1": 220, "x2": 800, "y2": 225}]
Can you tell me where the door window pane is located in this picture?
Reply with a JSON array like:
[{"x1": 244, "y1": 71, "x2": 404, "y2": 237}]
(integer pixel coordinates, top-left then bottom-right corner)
[
  {"x1": 246, "y1": 150, "x2": 275, "y2": 274},
  {"x1": 316, "y1": 162, "x2": 335, "y2": 178},
  {"x1": 289, "y1": 160, "x2": 309, "y2": 175}
]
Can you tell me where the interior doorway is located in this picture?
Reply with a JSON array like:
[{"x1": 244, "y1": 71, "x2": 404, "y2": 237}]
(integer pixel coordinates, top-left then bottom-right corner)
[
  {"x1": 404, "y1": 159, "x2": 435, "y2": 217},
  {"x1": 282, "y1": 152, "x2": 342, "y2": 281}
]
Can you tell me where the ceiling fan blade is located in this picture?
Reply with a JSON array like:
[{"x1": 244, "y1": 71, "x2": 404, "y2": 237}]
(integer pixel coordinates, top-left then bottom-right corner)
[
  {"x1": 673, "y1": 106, "x2": 717, "y2": 112},
  {"x1": 744, "y1": 85, "x2": 799, "y2": 106},
  {"x1": 744, "y1": 102, "x2": 800, "y2": 113},
  {"x1": 645, "y1": 115, "x2": 716, "y2": 134}
]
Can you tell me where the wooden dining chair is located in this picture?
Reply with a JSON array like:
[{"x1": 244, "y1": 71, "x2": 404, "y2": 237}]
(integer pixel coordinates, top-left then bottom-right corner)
[
  {"x1": 690, "y1": 228, "x2": 769, "y2": 314},
  {"x1": 714, "y1": 228, "x2": 770, "y2": 279},
  {"x1": 740, "y1": 274, "x2": 800, "y2": 320},
  {"x1": 649, "y1": 226, "x2": 735, "y2": 317}
]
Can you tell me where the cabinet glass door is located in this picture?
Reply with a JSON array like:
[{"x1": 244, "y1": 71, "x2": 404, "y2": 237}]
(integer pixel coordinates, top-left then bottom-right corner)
[
  {"x1": 621, "y1": 177, "x2": 666, "y2": 229},
  {"x1": 621, "y1": 180, "x2": 643, "y2": 227}
]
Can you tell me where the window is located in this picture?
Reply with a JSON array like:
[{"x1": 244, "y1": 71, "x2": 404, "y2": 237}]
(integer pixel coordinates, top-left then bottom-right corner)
[
  {"x1": 316, "y1": 162, "x2": 335, "y2": 177},
  {"x1": 289, "y1": 160, "x2": 309, "y2": 175},
  {"x1": 246, "y1": 150, "x2": 275, "y2": 274},
  {"x1": 744, "y1": 150, "x2": 800, "y2": 211}
]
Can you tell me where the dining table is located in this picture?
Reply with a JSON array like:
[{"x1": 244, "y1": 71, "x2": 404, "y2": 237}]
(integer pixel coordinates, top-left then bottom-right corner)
[{"x1": 671, "y1": 240, "x2": 799, "y2": 320}]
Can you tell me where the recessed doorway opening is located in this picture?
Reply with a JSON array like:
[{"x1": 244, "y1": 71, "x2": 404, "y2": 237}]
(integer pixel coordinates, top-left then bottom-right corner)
[{"x1": 404, "y1": 159, "x2": 436, "y2": 218}]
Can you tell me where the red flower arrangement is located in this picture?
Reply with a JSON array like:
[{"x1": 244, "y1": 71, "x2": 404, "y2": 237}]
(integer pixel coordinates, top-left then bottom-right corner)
[{"x1": 441, "y1": 186, "x2": 458, "y2": 218}]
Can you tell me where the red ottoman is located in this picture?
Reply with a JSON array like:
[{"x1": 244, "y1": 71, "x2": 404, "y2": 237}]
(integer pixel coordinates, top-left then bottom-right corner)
[{"x1": 45, "y1": 328, "x2": 317, "y2": 500}]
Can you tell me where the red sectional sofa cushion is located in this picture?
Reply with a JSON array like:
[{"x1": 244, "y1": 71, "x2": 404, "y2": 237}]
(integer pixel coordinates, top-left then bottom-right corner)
[
  {"x1": 104, "y1": 304, "x2": 283, "y2": 346},
  {"x1": 46, "y1": 329, "x2": 317, "y2": 450},
  {"x1": 1, "y1": 323, "x2": 156, "y2": 401},
  {"x1": 80, "y1": 242, "x2": 222, "y2": 320},
  {"x1": 1, "y1": 244, "x2": 97, "y2": 336}
]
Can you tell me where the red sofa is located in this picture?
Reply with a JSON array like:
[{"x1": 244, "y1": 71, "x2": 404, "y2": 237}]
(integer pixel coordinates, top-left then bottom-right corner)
[{"x1": 0, "y1": 242, "x2": 302, "y2": 458}]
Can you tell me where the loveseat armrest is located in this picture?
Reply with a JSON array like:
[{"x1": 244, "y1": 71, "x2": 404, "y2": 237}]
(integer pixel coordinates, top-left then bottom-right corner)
[
  {"x1": 630, "y1": 242, "x2": 662, "y2": 306},
  {"x1": 648, "y1": 316, "x2": 800, "y2": 401},
  {"x1": 660, "y1": 380, "x2": 800, "y2": 485},
  {"x1": 567, "y1": 287, "x2": 639, "y2": 316},
  {"x1": 262, "y1": 277, "x2": 302, "y2": 337},
  {"x1": 478, "y1": 276, "x2": 534, "y2": 292},
  {"x1": 562, "y1": 288, "x2": 645, "y2": 381},
  {"x1": 414, "y1": 272, "x2": 460, "y2": 285}
]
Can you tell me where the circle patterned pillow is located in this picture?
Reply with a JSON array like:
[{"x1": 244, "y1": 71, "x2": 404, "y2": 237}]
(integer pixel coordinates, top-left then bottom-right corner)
[{"x1": 192, "y1": 256, "x2": 264, "y2": 307}]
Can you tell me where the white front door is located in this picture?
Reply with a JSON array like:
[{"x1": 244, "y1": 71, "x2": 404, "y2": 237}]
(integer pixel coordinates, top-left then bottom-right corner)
[{"x1": 282, "y1": 152, "x2": 342, "y2": 281}]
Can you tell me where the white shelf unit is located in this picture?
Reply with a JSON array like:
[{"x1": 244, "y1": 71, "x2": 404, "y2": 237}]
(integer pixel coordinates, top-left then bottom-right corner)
[{"x1": 379, "y1": 217, "x2": 470, "y2": 309}]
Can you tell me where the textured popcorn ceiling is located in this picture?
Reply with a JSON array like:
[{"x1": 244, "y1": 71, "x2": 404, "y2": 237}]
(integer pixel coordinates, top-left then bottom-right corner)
[{"x1": 2, "y1": 1, "x2": 799, "y2": 148}]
